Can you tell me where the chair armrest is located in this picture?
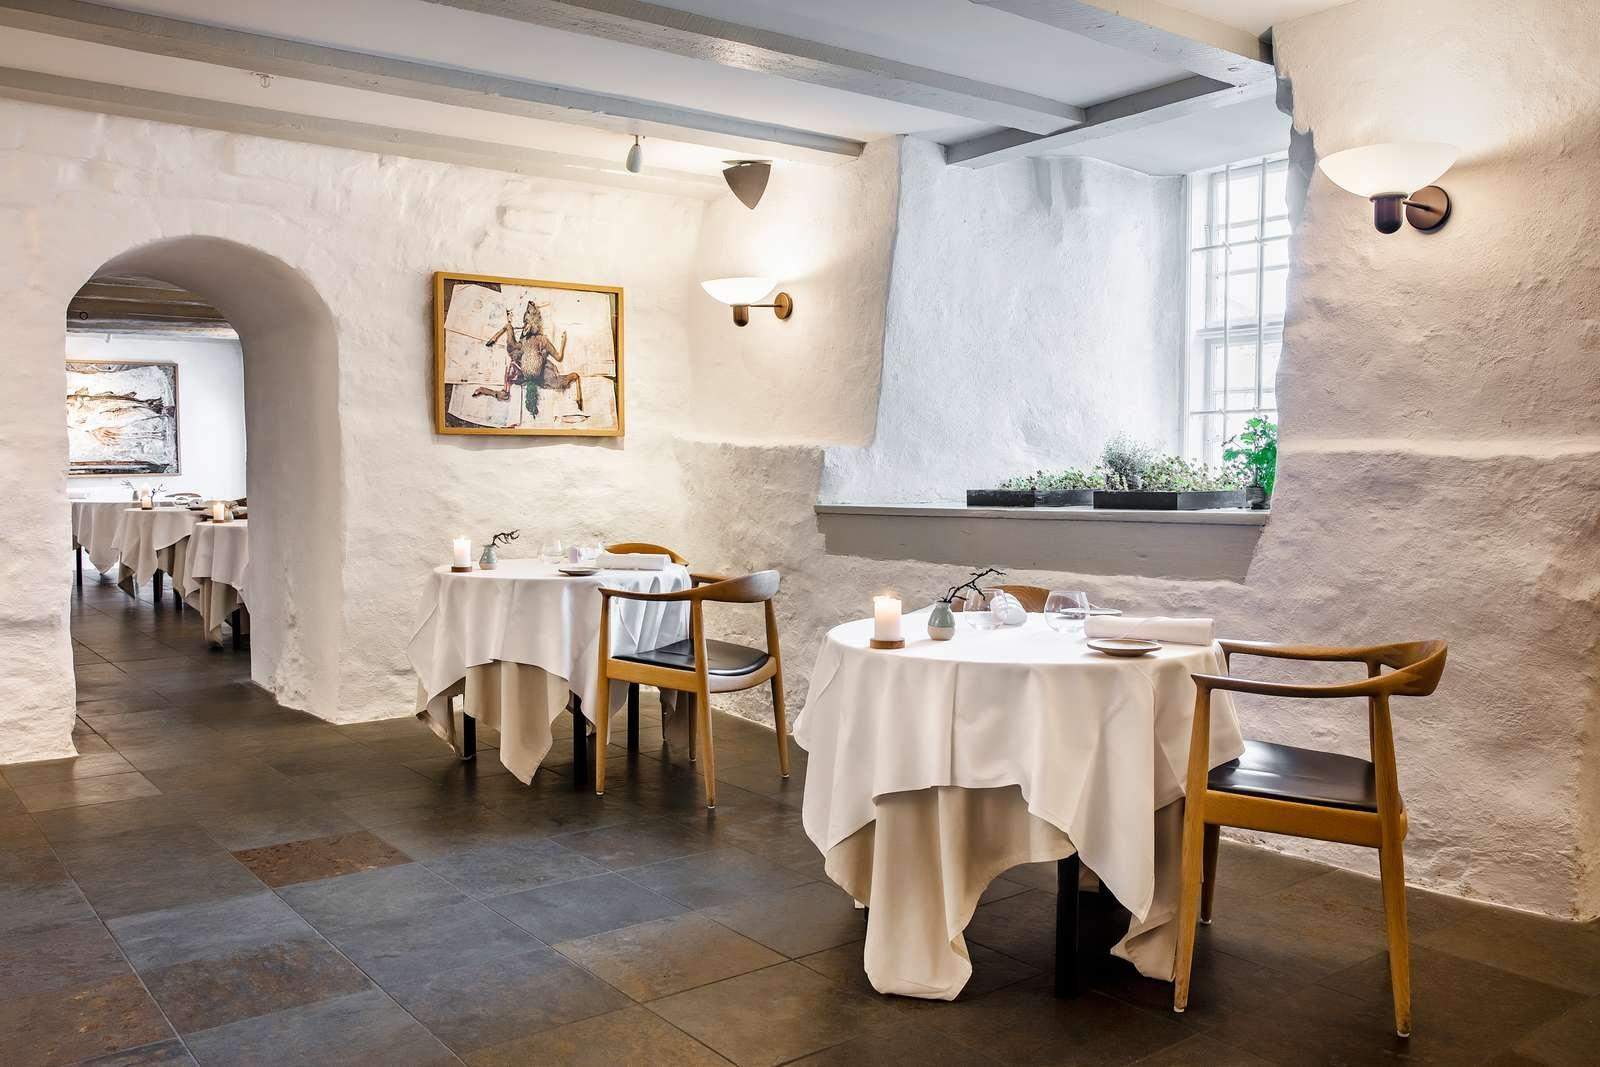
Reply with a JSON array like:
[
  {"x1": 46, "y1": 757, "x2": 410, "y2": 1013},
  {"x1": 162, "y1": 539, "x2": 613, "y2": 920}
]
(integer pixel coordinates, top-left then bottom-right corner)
[
  {"x1": 1192, "y1": 672, "x2": 1386, "y2": 700},
  {"x1": 690, "y1": 572, "x2": 729, "y2": 586},
  {"x1": 1220, "y1": 640, "x2": 1383, "y2": 664},
  {"x1": 600, "y1": 585, "x2": 700, "y2": 603}
]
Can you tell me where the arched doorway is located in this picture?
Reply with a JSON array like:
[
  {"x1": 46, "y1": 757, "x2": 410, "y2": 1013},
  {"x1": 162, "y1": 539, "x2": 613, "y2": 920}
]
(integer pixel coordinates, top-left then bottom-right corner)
[{"x1": 62, "y1": 237, "x2": 344, "y2": 750}]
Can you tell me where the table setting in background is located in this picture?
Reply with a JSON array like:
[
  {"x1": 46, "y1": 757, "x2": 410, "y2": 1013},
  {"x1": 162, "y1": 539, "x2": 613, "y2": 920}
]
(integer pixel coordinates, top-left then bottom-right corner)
[
  {"x1": 181, "y1": 513, "x2": 250, "y2": 646},
  {"x1": 408, "y1": 532, "x2": 692, "y2": 784},
  {"x1": 795, "y1": 568, "x2": 1245, "y2": 1001}
]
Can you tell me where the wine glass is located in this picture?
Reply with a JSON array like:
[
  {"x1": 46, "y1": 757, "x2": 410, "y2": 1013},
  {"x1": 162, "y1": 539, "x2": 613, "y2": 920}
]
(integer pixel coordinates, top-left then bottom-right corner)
[
  {"x1": 963, "y1": 589, "x2": 998, "y2": 630},
  {"x1": 1044, "y1": 590, "x2": 1091, "y2": 632}
]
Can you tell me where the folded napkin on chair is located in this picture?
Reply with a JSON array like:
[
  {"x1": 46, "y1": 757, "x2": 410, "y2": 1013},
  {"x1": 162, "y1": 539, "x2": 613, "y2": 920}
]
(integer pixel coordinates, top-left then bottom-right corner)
[
  {"x1": 1084, "y1": 615, "x2": 1215, "y2": 646},
  {"x1": 596, "y1": 551, "x2": 670, "y2": 571}
]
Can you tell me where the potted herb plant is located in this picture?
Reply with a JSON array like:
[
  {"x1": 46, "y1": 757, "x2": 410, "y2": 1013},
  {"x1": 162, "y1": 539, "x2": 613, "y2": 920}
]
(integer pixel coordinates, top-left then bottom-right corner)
[
  {"x1": 1091, "y1": 434, "x2": 1245, "y2": 510},
  {"x1": 1223, "y1": 416, "x2": 1278, "y2": 510},
  {"x1": 967, "y1": 468, "x2": 1102, "y2": 508}
]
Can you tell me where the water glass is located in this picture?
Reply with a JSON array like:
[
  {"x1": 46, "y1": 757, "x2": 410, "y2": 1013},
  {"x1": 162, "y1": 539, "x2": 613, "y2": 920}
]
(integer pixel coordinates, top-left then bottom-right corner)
[
  {"x1": 1044, "y1": 590, "x2": 1091, "y2": 632},
  {"x1": 963, "y1": 590, "x2": 998, "y2": 630},
  {"x1": 541, "y1": 538, "x2": 565, "y2": 564}
]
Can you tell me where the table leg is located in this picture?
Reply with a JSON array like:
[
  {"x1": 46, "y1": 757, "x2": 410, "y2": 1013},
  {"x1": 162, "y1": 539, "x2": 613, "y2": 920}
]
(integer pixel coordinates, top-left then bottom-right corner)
[
  {"x1": 461, "y1": 709, "x2": 477, "y2": 760},
  {"x1": 231, "y1": 609, "x2": 242, "y2": 650},
  {"x1": 173, "y1": 579, "x2": 183, "y2": 610},
  {"x1": 1055, "y1": 853, "x2": 1083, "y2": 998},
  {"x1": 153, "y1": 570, "x2": 164, "y2": 603},
  {"x1": 75, "y1": 544, "x2": 83, "y2": 589},
  {"x1": 627, "y1": 683, "x2": 640, "y2": 752},
  {"x1": 571, "y1": 697, "x2": 589, "y2": 792}
]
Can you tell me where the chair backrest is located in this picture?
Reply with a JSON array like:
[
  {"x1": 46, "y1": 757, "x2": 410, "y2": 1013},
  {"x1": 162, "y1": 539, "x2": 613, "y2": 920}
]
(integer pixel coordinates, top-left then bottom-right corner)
[
  {"x1": 1376, "y1": 640, "x2": 1449, "y2": 697},
  {"x1": 606, "y1": 541, "x2": 687, "y2": 565},
  {"x1": 693, "y1": 570, "x2": 779, "y2": 604},
  {"x1": 952, "y1": 584, "x2": 1050, "y2": 613}
]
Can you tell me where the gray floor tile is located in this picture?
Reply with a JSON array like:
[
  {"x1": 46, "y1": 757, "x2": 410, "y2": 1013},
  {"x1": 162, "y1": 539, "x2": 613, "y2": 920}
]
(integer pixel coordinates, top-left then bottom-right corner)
[
  {"x1": 625, "y1": 846, "x2": 814, "y2": 909},
  {"x1": 487, "y1": 871, "x2": 686, "y2": 943},
  {"x1": 109, "y1": 891, "x2": 316, "y2": 970},
  {"x1": 183, "y1": 988, "x2": 455, "y2": 1066},
  {"x1": 0, "y1": 973, "x2": 174, "y2": 1067},
  {"x1": 0, "y1": 916, "x2": 132, "y2": 999},
  {"x1": 13, "y1": 770, "x2": 162, "y2": 812},
  {"x1": 278, "y1": 862, "x2": 471, "y2": 937},
  {"x1": 141, "y1": 934, "x2": 375, "y2": 1034},
  {"x1": 420, "y1": 837, "x2": 606, "y2": 898},
  {"x1": 325, "y1": 902, "x2": 543, "y2": 987},
  {"x1": 466, "y1": 1004, "x2": 732, "y2": 1065},
  {"x1": 701, "y1": 881, "x2": 865, "y2": 958}
]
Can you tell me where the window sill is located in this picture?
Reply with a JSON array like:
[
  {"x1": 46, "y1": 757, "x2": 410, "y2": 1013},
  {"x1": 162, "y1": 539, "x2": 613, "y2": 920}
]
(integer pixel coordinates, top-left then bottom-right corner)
[{"x1": 813, "y1": 502, "x2": 1267, "y2": 581}]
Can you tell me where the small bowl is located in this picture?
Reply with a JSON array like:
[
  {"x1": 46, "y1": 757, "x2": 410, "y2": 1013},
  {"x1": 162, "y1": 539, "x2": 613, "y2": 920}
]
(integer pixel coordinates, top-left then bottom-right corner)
[{"x1": 1087, "y1": 637, "x2": 1161, "y2": 657}]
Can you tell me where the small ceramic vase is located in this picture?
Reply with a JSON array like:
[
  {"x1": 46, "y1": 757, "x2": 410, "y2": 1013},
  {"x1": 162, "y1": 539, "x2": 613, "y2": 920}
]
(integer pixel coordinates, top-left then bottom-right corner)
[
  {"x1": 927, "y1": 600, "x2": 957, "y2": 641},
  {"x1": 478, "y1": 543, "x2": 498, "y2": 570}
]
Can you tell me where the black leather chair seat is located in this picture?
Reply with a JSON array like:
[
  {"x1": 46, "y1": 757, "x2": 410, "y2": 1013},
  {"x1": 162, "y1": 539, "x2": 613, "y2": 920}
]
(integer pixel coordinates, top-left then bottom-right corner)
[
  {"x1": 615, "y1": 639, "x2": 770, "y2": 676},
  {"x1": 1208, "y1": 739, "x2": 1378, "y2": 812}
]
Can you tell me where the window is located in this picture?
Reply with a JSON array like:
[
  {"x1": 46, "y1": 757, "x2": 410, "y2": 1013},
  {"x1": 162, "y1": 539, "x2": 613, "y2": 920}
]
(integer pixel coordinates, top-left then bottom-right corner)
[{"x1": 1183, "y1": 154, "x2": 1289, "y2": 466}]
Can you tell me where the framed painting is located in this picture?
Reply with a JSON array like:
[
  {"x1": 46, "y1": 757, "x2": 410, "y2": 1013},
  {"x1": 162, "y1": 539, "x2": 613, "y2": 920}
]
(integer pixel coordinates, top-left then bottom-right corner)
[
  {"x1": 433, "y1": 272, "x2": 624, "y2": 437},
  {"x1": 65, "y1": 360, "x2": 180, "y2": 476}
]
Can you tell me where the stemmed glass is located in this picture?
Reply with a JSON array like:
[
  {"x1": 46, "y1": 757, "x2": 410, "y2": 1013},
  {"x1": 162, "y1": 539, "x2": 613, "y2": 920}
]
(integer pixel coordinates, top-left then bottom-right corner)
[{"x1": 1044, "y1": 590, "x2": 1091, "y2": 632}]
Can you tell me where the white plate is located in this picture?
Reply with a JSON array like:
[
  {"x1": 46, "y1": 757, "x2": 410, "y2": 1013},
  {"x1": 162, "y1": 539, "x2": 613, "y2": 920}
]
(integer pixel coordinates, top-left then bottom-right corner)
[
  {"x1": 557, "y1": 566, "x2": 600, "y2": 577},
  {"x1": 1087, "y1": 637, "x2": 1161, "y2": 657}
]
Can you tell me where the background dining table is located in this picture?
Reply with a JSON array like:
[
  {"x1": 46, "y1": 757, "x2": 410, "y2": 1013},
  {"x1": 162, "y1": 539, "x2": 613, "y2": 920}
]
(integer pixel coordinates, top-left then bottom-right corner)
[
  {"x1": 70, "y1": 499, "x2": 133, "y2": 575},
  {"x1": 111, "y1": 506, "x2": 204, "y2": 599},
  {"x1": 796, "y1": 607, "x2": 1245, "y2": 1001},
  {"x1": 408, "y1": 558, "x2": 691, "y2": 783},
  {"x1": 182, "y1": 518, "x2": 249, "y2": 645}
]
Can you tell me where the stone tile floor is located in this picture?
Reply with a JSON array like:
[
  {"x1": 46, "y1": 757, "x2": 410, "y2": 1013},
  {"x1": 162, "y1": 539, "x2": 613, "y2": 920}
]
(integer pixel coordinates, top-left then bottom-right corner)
[{"x1": 2, "y1": 571, "x2": 1596, "y2": 1064}]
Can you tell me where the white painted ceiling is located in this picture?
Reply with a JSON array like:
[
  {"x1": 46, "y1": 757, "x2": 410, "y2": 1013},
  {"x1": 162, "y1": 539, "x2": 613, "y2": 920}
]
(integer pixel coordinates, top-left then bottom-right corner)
[{"x1": 0, "y1": 0, "x2": 1339, "y2": 183}]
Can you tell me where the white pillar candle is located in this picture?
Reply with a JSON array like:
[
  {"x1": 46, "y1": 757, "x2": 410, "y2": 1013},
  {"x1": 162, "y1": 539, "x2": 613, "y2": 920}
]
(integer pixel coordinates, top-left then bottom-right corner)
[
  {"x1": 873, "y1": 595, "x2": 903, "y2": 643},
  {"x1": 211, "y1": 501, "x2": 226, "y2": 522},
  {"x1": 452, "y1": 537, "x2": 472, "y2": 568},
  {"x1": 139, "y1": 490, "x2": 152, "y2": 510}
]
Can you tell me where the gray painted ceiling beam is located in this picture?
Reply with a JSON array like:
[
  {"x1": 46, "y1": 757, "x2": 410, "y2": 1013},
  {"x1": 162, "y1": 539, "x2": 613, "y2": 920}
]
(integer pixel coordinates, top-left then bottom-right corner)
[
  {"x1": 971, "y1": 0, "x2": 1274, "y2": 85},
  {"x1": 421, "y1": 0, "x2": 1085, "y2": 134},
  {"x1": 0, "y1": 0, "x2": 863, "y2": 163},
  {"x1": 944, "y1": 75, "x2": 1272, "y2": 167},
  {"x1": 0, "y1": 67, "x2": 728, "y2": 197},
  {"x1": 945, "y1": 76, "x2": 1273, "y2": 167}
]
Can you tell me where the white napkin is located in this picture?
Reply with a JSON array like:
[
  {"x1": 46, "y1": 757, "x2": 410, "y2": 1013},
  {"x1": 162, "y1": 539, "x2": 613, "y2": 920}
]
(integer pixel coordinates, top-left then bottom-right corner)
[
  {"x1": 597, "y1": 551, "x2": 669, "y2": 571},
  {"x1": 1084, "y1": 615, "x2": 1215, "y2": 646}
]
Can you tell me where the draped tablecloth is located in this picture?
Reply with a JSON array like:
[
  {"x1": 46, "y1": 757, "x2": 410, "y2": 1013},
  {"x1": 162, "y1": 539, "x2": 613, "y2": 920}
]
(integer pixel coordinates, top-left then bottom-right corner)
[
  {"x1": 112, "y1": 508, "x2": 203, "y2": 596},
  {"x1": 408, "y1": 559, "x2": 690, "y2": 783},
  {"x1": 182, "y1": 520, "x2": 249, "y2": 644},
  {"x1": 795, "y1": 609, "x2": 1245, "y2": 1000},
  {"x1": 71, "y1": 501, "x2": 134, "y2": 574}
]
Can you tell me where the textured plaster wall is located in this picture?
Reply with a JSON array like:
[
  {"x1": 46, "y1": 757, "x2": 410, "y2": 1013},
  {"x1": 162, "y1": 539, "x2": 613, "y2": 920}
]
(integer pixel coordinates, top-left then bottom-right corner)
[
  {"x1": 823, "y1": 141, "x2": 1185, "y2": 503},
  {"x1": 0, "y1": 99, "x2": 705, "y2": 759},
  {"x1": 686, "y1": 1, "x2": 1600, "y2": 919},
  {"x1": 65, "y1": 333, "x2": 248, "y2": 500}
]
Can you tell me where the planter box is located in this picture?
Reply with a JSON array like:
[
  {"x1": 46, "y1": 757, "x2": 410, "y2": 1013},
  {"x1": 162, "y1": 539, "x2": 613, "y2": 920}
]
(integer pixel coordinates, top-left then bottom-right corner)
[
  {"x1": 1092, "y1": 489, "x2": 1247, "y2": 511},
  {"x1": 1034, "y1": 489, "x2": 1095, "y2": 507},
  {"x1": 966, "y1": 489, "x2": 1036, "y2": 507}
]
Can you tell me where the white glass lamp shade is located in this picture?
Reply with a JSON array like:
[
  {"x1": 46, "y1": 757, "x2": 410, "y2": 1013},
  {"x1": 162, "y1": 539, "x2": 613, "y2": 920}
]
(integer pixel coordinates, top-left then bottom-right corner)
[
  {"x1": 1318, "y1": 142, "x2": 1458, "y2": 197},
  {"x1": 700, "y1": 277, "x2": 775, "y2": 306}
]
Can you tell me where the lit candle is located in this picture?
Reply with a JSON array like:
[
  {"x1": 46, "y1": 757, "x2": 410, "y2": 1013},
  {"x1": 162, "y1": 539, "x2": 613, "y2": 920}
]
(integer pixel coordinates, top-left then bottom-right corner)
[
  {"x1": 139, "y1": 490, "x2": 152, "y2": 510},
  {"x1": 873, "y1": 595, "x2": 903, "y2": 643},
  {"x1": 452, "y1": 537, "x2": 472, "y2": 569},
  {"x1": 211, "y1": 501, "x2": 226, "y2": 522}
]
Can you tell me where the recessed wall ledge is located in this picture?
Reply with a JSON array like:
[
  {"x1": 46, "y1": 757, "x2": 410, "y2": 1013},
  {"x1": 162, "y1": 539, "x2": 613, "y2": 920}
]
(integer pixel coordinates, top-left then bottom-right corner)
[{"x1": 814, "y1": 502, "x2": 1267, "y2": 581}]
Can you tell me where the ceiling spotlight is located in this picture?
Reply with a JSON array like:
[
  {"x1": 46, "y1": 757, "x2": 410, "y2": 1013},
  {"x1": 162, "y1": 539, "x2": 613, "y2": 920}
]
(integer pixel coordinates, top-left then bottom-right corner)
[
  {"x1": 722, "y1": 160, "x2": 771, "y2": 210},
  {"x1": 625, "y1": 135, "x2": 643, "y2": 174}
]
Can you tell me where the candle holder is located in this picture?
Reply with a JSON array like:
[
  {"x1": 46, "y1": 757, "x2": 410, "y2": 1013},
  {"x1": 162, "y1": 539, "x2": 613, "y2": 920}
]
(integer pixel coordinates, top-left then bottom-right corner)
[
  {"x1": 450, "y1": 564, "x2": 474, "y2": 573},
  {"x1": 869, "y1": 637, "x2": 905, "y2": 650}
]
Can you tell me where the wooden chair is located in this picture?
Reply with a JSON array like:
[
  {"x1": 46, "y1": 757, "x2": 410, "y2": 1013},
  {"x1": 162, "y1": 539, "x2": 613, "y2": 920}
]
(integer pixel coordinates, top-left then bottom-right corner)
[
  {"x1": 952, "y1": 584, "x2": 1050, "y2": 612},
  {"x1": 605, "y1": 541, "x2": 687, "y2": 565},
  {"x1": 1173, "y1": 639, "x2": 1448, "y2": 1037},
  {"x1": 594, "y1": 570, "x2": 789, "y2": 808}
]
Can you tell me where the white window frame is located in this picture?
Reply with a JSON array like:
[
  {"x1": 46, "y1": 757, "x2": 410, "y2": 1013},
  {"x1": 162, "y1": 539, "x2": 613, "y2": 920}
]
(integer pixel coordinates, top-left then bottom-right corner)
[{"x1": 1181, "y1": 153, "x2": 1289, "y2": 465}]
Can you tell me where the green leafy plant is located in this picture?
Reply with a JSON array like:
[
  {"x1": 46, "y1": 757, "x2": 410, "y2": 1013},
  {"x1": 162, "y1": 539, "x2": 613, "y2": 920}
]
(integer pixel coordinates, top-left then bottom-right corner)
[
  {"x1": 1097, "y1": 436, "x2": 1239, "y2": 492},
  {"x1": 1223, "y1": 417, "x2": 1278, "y2": 495},
  {"x1": 998, "y1": 468, "x2": 1103, "y2": 491}
]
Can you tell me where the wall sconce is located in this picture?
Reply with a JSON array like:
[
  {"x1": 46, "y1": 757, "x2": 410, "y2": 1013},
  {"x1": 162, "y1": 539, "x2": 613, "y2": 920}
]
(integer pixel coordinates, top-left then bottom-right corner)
[
  {"x1": 1318, "y1": 142, "x2": 1457, "y2": 234},
  {"x1": 701, "y1": 277, "x2": 793, "y2": 327}
]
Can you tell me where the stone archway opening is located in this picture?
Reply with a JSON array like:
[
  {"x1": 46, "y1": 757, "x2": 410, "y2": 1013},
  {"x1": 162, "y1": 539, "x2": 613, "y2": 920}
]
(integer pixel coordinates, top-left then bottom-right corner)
[{"x1": 67, "y1": 236, "x2": 344, "y2": 725}]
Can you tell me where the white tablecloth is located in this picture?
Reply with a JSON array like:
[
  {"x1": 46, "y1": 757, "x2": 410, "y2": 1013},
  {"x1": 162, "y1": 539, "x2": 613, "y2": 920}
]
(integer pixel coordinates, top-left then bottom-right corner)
[
  {"x1": 71, "y1": 501, "x2": 133, "y2": 573},
  {"x1": 796, "y1": 609, "x2": 1245, "y2": 1000},
  {"x1": 112, "y1": 508, "x2": 204, "y2": 595},
  {"x1": 408, "y1": 559, "x2": 691, "y2": 782},
  {"x1": 183, "y1": 520, "x2": 249, "y2": 643}
]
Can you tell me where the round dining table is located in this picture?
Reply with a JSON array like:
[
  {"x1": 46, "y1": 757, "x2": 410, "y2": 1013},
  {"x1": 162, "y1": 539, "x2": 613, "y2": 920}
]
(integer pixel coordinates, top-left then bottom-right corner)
[
  {"x1": 71, "y1": 500, "x2": 135, "y2": 575},
  {"x1": 182, "y1": 519, "x2": 250, "y2": 645},
  {"x1": 796, "y1": 607, "x2": 1246, "y2": 1001},
  {"x1": 408, "y1": 558, "x2": 691, "y2": 783},
  {"x1": 112, "y1": 506, "x2": 204, "y2": 600}
]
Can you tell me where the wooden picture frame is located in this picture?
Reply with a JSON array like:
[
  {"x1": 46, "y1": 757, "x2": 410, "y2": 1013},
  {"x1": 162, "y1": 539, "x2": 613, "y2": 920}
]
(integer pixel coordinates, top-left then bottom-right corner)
[
  {"x1": 65, "y1": 358, "x2": 181, "y2": 476},
  {"x1": 433, "y1": 271, "x2": 624, "y2": 437}
]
